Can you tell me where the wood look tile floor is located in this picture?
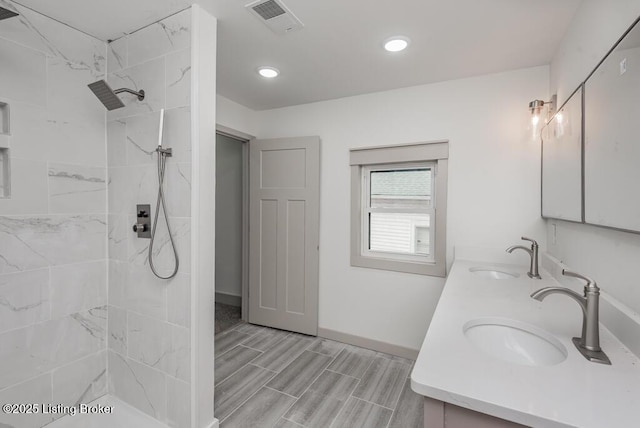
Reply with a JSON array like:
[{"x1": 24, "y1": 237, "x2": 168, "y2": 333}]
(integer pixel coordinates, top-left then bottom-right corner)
[{"x1": 214, "y1": 323, "x2": 423, "y2": 428}]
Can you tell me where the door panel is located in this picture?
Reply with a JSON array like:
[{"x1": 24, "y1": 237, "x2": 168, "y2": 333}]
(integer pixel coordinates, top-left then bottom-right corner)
[
  {"x1": 249, "y1": 137, "x2": 320, "y2": 335},
  {"x1": 261, "y1": 149, "x2": 307, "y2": 188},
  {"x1": 286, "y1": 200, "x2": 306, "y2": 314},
  {"x1": 259, "y1": 199, "x2": 278, "y2": 310}
]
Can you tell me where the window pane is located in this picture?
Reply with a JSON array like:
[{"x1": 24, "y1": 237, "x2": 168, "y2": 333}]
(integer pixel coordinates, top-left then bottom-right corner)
[
  {"x1": 370, "y1": 168, "x2": 432, "y2": 209},
  {"x1": 369, "y1": 212, "x2": 431, "y2": 256}
]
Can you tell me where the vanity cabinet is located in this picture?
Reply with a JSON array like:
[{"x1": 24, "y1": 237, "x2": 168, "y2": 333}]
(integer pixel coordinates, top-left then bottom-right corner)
[{"x1": 424, "y1": 397, "x2": 527, "y2": 428}]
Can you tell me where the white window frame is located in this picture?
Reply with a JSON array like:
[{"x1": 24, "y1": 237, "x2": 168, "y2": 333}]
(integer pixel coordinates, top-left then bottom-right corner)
[
  {"x1": 350, "y1": 141, "x2": 448, "y2": 277},
  {"x1": 361, "y1": 162, "x2": 435, "y2": 263}
]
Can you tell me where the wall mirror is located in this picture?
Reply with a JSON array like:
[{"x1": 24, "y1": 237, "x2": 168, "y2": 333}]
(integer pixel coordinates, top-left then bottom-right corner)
[
  {"x1": 541, "y1": 85, "x2": 583, "y2": 222},
  {"x1": 584, "y1": 18, "x2": 640, "y2": 232}
]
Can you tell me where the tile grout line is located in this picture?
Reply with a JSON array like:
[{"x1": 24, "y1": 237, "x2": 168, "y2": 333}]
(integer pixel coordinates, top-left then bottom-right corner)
[
  {"x1": 253, "y1": 337, "x2": 314, "y2": 374},
  {"x1": 270, "y1": 354, "x2": 332, "y2": 413},
  {"x1": 264, "y1": 385, "x2": 298, "y2": 400},
  {"x1": 217, "y1": 378, "x2": 270, "y2": 425},
  {"x1": 239, "y1": 331, "x2": 291, "y2": 353},
  {"x1": 334, "y1": 356, "x2": 396, "y2": 426},
  {"x1": 330, "y1": 374, "x2": 364, "y2": 428},
  {"x1": 390, "y1": 374, "x2": 411, "y2": 411},
  {"x1": 363, "y1": 358, "x2": 407, "y2": 412},
  {"x1": 328, "y1": 347, "x2": 380, "y2": 428},
  {"x1": 217, "y1": 366, "x2": 278, "y2": 422},
  {"x1": 247, "y1": 363, "x2": 276, "y2": 374},
  {"x1": 214, "y1": 346, "x2": 264, "y2": 385},
  {"x1": 350, "y1": 395, "x2": 396, "y2": 412},
  {"x1": 274, "y1": 343, "x2": 346, "y2": 426},
  {"x1": 384, "y1": 376, "x2": 411, "y2": 428},
  {"x1": 215, "y1": 332, "x2": 252, "y2": 358},
  {"x1": 280, "y1": 416, "x2": 305, "y2": 427},
  {"x1": 324, "y1": 368, "x2": 361, "y2": 381},
  {"x1": 216, "y1": 329, "x2": 302, "y2": 423}
]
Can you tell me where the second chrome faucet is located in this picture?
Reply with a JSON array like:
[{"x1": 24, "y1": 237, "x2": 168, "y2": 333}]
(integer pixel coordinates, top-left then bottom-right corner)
[
  {"x1": 506, "y1": 237, "x2": 541, "y2": 279},
  {"x1": 531, "y1": 270, "x2": 611, "y2": 365}
]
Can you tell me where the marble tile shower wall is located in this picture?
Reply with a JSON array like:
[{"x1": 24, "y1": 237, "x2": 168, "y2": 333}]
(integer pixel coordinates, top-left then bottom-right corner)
[
  {"x1": 0, "y1": 1, "x2": 108, "y2": 427},
  {"x1": 105, "y1": 8, "x2": 192, "y2": 428}
]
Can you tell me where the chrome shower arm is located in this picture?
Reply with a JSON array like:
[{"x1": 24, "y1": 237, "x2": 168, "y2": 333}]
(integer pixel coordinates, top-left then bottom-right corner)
[{"x1": 113, "y1": 88, "x2": 145, "y2": 101}]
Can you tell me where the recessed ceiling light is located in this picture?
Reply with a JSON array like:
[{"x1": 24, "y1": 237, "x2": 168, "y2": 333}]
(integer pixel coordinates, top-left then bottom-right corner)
[
  {"x1": 257, "y1": 66, "x2": 279, "y2": 78},
  {"x1": 384, "y1": 36, "x2": 410, "y2": 52}
]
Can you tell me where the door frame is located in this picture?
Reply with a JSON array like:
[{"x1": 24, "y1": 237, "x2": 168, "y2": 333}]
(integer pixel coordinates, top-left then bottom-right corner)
[{"x1": 215, "y1": 125, "x2": 253, "y2": 322}]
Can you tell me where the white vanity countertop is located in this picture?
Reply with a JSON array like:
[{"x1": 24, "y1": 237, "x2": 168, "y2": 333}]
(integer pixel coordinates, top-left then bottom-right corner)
[{"x1": 411, "y1": 258, "x2": 640, "y2": 428}]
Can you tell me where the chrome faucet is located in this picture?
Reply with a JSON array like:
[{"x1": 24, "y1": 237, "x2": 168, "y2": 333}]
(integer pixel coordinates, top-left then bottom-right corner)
[
  {"x1": 506, "y1": 237, "x2": 541, "y2": 279},
  {"x1": 531, "y1": 269, "x2": 611, "y2": 365}
]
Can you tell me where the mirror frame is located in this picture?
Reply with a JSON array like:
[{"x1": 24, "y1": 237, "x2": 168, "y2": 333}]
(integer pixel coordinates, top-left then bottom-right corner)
[{"x1": 541, "y1": 14, "x2": 640, "y2": 234}]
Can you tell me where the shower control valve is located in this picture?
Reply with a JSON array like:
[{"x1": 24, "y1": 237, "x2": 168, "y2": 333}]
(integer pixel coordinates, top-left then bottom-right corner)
[
  {"x1": 133, "y1": 223, "x2": 147, "y2": 233},
  {"x1": 134, "y1": 204, "x2": 152, "y2": 239}
]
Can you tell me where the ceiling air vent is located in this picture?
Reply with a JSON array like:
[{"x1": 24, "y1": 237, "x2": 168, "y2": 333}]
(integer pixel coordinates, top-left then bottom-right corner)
[{"x1": 246, "y1": 0, "x2": 304, "y2": 35}]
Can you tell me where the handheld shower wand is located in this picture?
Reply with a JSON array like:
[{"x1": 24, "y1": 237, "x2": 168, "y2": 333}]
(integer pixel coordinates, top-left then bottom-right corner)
[
  {"x1": 148, "y1": 109, "x2": 179, "y2": 279},
  {"x1": 157, "y1": 108, "x2": 164, "y2": 147}
]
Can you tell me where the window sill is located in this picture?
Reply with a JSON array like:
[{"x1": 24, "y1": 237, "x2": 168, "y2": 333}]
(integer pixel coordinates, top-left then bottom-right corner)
[{"x1": 351, "y1": 253, "x2": 446, "y2": 277}]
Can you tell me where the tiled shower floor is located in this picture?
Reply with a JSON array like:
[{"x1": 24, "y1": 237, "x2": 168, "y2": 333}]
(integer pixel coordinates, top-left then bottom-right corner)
[
  {"x1": 46, "y1": 395, "x2": 168, "y2": 428},
  {"x1": 214, "y1": 323, "x2": 423, "y2": 427}
]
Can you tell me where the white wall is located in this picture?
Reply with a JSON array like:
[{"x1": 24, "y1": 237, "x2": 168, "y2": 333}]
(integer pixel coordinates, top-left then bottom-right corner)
[
  {"x1": 217, "y1": 95, "x2": 258, "y2": 137},
  {"x1": 246, "y1": 66, "x2": 548, "y2": 350},
  {"x1": 215, "y1": 134, "x2": 243, "y2": 299},
  {"x1": 190, "y1": 6, "x2": 218, "y2": 428},
  {"x1": 548, "y1": 1, "x2": 640, "y2": 325}
]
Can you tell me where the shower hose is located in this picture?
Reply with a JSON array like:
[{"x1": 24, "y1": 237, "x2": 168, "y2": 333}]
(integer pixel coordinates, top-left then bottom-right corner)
[{"x1": 148, "y1": 148, "x2": 179, "y2": 279}]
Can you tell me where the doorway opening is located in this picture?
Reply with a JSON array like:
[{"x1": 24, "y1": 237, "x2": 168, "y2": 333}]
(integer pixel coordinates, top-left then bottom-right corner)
[
  {"x1": 214, "y1": 131, "x2": 249, "y2": 334},
  {"x1": 213, "y1": 131, "x2": 321, "y2": 337}
]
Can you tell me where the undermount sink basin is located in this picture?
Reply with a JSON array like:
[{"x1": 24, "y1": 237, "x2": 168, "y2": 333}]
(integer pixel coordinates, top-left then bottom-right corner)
[
  {"x1": 463, "y1": 318, "x2": 567, "y2": 366},
  {"x1": 469, "y1": 266, "x2": 519, "y2": 279}
]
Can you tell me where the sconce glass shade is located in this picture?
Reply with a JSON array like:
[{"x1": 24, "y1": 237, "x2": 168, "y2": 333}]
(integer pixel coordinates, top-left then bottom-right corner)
[
  {"x1": 555, "y1": 111, "x2": 565, "y2": 137},
  {"x1": 528, "y1": 99, "x2": 549, "y2": 141},
  {"x1": 530, "y1": 115, "x2": 541, "y2": 140}
]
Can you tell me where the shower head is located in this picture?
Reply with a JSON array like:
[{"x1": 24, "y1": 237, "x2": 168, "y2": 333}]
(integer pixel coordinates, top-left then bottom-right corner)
[
  {"x1": 0, "y1": 6, "x2": 19, "y2": 20},
  {"x1": 88, "y1": 80, "x2": 125, "y2": 110},
  {"x1": 87, "y1": 80, "x2": 145, "y2": 111}
]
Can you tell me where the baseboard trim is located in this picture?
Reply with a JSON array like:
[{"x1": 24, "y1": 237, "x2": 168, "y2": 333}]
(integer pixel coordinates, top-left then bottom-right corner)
[
  {"x1": 205, "y1": 418, "x2": 220, "y2": 428},
  {"x1": 318, "y1": 327, "x2": 419, "y2": 360},
  {"x1": 215, "y1": 292, "x2": 241, "y2": 307}
]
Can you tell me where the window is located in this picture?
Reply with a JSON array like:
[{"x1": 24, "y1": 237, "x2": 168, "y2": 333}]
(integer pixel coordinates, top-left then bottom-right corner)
[
  {"x1": 350, "y1": 141, "x2": 448, "y2": 276},
  {"x1": 364, "y1": 164, "x2": 434, "y2": 261}
]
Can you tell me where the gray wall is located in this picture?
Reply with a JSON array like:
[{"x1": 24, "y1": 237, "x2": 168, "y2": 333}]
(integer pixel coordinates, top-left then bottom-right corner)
[
  {"x1": 0, "y1": 1, "x2": 107, "y2": 427},
  {"x1": 215, "y1": 134, "x2": 244, "y2": 301}
]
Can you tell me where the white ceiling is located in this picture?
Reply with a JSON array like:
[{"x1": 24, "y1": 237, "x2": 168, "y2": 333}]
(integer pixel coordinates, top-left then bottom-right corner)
[{"x1": 13, "y1": 0, "x2": 582, "y2": 110}]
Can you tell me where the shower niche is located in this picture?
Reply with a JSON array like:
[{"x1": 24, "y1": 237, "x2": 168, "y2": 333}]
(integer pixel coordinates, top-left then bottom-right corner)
[{"x1": 0, "y1": 100, "x2": 10, "y2": 199}]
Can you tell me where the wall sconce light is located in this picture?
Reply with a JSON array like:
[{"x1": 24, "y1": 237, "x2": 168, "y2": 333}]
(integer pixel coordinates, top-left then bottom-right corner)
[{"x1": 528, "y1": 95, "x2": 556, "y2": 140}]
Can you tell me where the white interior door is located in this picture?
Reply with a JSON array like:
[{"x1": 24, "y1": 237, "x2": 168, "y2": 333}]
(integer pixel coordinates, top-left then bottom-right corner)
[{"x1": 249, "y1": 137, "x2": 320, "y2": 336}]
